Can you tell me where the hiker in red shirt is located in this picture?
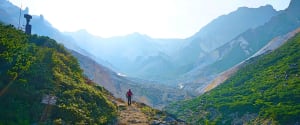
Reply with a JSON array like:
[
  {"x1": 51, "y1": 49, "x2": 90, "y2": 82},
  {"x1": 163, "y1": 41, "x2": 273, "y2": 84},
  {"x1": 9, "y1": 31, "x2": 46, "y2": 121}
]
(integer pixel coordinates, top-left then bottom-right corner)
[{"x1": 126, "y1": 89, "x2": 133, "y2": 105}]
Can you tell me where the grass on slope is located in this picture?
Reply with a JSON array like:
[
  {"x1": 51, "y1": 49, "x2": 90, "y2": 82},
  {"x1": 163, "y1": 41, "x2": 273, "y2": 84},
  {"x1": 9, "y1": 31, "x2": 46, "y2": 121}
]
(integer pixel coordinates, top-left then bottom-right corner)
[
  {"x1": 0, "y1": 23, "x2": 117, "y2": 124},
  {"x1": 165, "y1": 32, "x2": 300, "y2": 124}
]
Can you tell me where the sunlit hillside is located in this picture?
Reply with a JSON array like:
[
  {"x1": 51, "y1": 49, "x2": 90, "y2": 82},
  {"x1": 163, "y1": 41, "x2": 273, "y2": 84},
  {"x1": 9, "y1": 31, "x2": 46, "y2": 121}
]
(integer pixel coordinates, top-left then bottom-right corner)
[{"x1": 0, "y1": 23, "x2": 116, "y2": 124}]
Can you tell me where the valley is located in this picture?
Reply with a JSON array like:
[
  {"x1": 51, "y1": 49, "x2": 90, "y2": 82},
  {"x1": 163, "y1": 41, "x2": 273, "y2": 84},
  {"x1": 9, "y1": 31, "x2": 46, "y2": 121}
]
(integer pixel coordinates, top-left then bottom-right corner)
[{"x1": 1, "y1": 0, "x2": 300, "y2": 124}]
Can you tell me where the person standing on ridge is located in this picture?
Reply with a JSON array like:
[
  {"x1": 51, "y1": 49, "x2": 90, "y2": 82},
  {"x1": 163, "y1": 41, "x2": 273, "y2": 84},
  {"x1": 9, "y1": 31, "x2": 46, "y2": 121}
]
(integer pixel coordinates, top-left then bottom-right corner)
[{"x1": 126, "y1": 89, "x2": 133, "y2": 105}]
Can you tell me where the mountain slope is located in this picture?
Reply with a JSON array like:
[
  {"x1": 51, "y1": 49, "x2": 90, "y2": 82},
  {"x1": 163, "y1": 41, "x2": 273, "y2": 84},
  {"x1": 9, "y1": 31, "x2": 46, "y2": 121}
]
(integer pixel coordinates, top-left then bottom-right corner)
[
  {"x1": 0, "y1": 23, "x2": 117, "y2": 124},
  {"x1": 206, "y1": 0, "x2": 300, "y2": 73},
  {"x1": 181, "y1": 0, "x2": 300, "y2": 94},
  {"x1": 174, "y1": 5, "x2": 278, "y2": 72},
  {"x1": 0, "y1": 0, "x2": 114, "y2": 71},
  {"x1": 204, "y1": 27, "x2": 300, "y2": 93},
  {"x1": 165, "y1": 32, "x2": 300, "y2": 124},
  {"x1": 190, "y1": 5, "x2": 278, "y2": 53}
]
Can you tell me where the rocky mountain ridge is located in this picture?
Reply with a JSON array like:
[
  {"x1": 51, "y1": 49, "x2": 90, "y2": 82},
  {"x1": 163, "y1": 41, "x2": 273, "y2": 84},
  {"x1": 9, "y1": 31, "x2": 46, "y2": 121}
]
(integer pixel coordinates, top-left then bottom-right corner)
[{"x1": 178, "y1": 0, "x2": 300, "y2": 94}]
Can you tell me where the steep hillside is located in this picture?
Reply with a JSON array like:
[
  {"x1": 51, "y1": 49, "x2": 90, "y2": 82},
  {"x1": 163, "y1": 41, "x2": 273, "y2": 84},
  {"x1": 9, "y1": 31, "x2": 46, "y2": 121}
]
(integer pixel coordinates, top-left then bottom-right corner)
[
  {"x1": 0, "y1": 1, "x2": 74, "y2": 52},
  {"x1": 190, "y1": 5, "x2": 278, "y2": 53},
  {"x1": 0, "y1": 23, "x2": 117, "y2": 124},
  {"x1": 1, "y1": 0, "x2": 184, "y2": 81},
  {"x1": 204, "y1": 28, "x2": 300, "y2": 93},
  {"x1": 181, "y1": 0, "x2": 300, "y2": 94},
  {"x1": 206, "y1": 0, "x2": 300, "y2": 73},
  {"x1": 0, "y1": 0, "x2": 113, "y2": 70},
  {"x1": 165, "y1": 32, "x2": 300, "y2": 124},
  {"x1": 175, "y1": 5, "x2": 278, "y2": 72}
]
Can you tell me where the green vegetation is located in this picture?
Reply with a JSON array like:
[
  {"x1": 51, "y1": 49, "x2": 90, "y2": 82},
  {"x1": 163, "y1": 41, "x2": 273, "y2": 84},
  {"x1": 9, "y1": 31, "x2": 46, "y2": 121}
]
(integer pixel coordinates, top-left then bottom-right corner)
[
  {"x1": 165, "y1": 33, "x2": 300, "y2": 124},
  {"x1": 135, "y1": 102, "x2": 175, "y2": 123},
  {"x1": 0, "y1": 23, "x2": 117, "y2": 124},
  {"x1": 139, "y1": 103, "x2": 164, "y2": 120}
]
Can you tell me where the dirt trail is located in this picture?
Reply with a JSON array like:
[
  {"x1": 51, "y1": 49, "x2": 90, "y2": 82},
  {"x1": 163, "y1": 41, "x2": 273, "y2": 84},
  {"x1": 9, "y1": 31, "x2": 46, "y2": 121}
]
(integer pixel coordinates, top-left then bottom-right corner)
[
  {"x1": 114, "y1": 99, "x2": 149, "y2": 125},
  {"x1": 109, "y1": 96, "x2": 186, "y2": 125}
]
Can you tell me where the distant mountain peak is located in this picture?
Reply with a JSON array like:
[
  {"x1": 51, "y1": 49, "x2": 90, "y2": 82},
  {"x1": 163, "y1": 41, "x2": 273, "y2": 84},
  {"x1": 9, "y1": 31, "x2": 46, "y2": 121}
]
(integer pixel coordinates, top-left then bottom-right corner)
[
  {"x1": 127, "y1": 32, "x2": 149, "y2": 38},
  {"x1": 121, "y1": 32, "x2": 152, "y2": 41},
  {"x1": 75, "y1": 29, "x2": 91, "y2": 34},
  {"x1": 236, "y1": 4, "x2": 274, "y2": 12},
  {"x1": 65, "y1": 29, "x2": 96, "y2": 39},
  {"x1": 188, "y1": 4, "x2": 277, "y2": 53}
]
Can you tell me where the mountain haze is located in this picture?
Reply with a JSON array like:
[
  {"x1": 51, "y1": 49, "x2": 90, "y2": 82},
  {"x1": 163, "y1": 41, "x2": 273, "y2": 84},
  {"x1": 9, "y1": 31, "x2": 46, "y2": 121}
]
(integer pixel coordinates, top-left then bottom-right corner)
[
  {"x1": 2, "y1": 0, "x2": 280, "y2": 83},
  {"x1": 64, "y1": 31, "x2": 186, "y2": 80},
  {"x1": 65, "y1": 5, "x2": 279, "y2": 81}
]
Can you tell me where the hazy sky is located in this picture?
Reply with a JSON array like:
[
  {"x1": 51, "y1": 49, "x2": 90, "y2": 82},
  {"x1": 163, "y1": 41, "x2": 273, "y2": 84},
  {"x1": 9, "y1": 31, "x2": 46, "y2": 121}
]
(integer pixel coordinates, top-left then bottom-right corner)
[{"x1": 9, "y1": 0, "x2": 291, "y2": 38}]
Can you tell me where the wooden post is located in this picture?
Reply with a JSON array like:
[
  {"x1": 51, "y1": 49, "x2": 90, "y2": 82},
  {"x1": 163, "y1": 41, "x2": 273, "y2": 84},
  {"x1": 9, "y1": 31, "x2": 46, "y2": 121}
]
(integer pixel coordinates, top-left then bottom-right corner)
[{"x1": 40, "y1": 95, "x2": 57, "y2": 123}]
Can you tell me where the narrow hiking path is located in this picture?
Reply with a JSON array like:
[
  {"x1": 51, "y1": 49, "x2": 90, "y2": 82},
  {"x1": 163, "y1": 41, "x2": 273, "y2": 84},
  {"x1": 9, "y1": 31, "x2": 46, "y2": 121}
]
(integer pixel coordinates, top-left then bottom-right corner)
[
  {"x1": 111, "y1": 98, "x2": 187, "y2": 125},
  {"x1": 117, "y1": 101, "x2": 149, "y2": 125}
]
